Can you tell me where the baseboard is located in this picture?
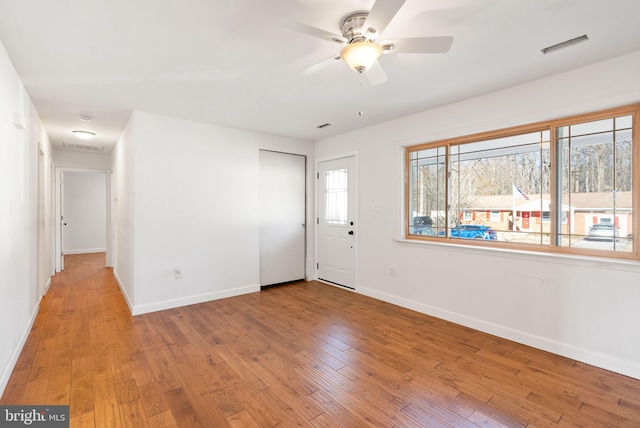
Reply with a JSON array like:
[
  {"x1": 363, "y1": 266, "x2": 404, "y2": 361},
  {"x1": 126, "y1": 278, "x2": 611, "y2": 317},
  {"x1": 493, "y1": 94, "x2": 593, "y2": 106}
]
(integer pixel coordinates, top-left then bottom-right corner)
[
  {"x1": 359, "y1": 286, "x2": 640, "y2": 381},
  {"x1": 63, "y1": 248, "x2": 106, "y2": 255},
  {"x1": 43, "y1": 277, "x2": 52, "y2": 295},
  {"x1": 0, "y1": 301, "x2": 40, "y2": 396},
  {"x1": 131, "y1": 284, "x2": 261, "y2": 316}
]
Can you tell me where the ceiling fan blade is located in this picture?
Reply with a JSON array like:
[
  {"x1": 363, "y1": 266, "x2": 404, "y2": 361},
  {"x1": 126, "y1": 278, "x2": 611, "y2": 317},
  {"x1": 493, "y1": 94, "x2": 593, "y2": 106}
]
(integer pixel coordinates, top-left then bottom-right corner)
[
  {"x1": 383, "y1": 36, "x2": 454, "y2": 54},
  {"x1": 279, "y1": 18, "x2": 346, "y2": 44},
  {"x1": 365, "y1": 61, "x2": 388, "y2": 86},
  {"x1": 297, "y1": 55, "x2": 341, "y2": 76},
  {"x1": 364, "y1": 0, "x2": 407, "y2": 39}
]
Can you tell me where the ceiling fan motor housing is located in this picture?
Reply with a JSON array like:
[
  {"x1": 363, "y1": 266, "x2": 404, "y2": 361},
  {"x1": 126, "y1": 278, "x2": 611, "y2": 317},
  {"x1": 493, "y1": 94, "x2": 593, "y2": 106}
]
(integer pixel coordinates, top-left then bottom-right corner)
[{"x1": 341, "y1": 12, "x2": 372, "y2": 43}]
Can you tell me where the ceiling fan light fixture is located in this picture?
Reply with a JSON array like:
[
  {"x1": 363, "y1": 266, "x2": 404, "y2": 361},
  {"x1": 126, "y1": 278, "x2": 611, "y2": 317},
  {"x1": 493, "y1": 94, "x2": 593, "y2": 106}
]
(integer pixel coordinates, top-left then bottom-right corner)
[
  {"x1": 340, "y1": 41, "x2": 383, "y2": 73},
  {"x1": 72, "y1": 130, "x2": 96, "y2": 140}
]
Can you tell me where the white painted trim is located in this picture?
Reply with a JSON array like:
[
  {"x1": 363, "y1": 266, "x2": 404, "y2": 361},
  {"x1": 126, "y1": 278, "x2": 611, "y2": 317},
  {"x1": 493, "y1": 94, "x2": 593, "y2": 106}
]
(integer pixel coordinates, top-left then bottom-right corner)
[
  {"x1": 43, "y1": 278, "x2": 52, "y2": 295},
  {"x1": 359, "y1": 286, "x2": 640, "y2": 380},
  {"x1": 131, "y1": 284, "x2": 261, "y2": 316},
  {"x1": 63, "y1": 248, "x2": 107, "y2": 255},
  {"x1": 0, "y1": 302, "x2": 40, "y2": 396},
  {"x1": 55, "y1": 167, "x2": 112, "y2": 272}
]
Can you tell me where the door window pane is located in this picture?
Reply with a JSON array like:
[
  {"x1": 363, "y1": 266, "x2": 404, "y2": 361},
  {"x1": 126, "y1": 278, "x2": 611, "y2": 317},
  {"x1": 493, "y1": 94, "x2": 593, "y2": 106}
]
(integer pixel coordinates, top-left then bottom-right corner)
[{"x1": 324, "y1": 169, "x2": 347, "y2": 225}]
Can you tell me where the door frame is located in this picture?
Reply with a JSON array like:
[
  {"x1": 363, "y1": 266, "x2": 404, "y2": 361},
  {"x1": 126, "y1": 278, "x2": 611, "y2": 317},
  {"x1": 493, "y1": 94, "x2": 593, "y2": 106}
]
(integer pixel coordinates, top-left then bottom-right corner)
[
  {"x1": 315, "y1": 152, "x2": 358, "y2": 289},
  {"x1": 55, "y1": 167, "x2": 112, "y2": 271}
]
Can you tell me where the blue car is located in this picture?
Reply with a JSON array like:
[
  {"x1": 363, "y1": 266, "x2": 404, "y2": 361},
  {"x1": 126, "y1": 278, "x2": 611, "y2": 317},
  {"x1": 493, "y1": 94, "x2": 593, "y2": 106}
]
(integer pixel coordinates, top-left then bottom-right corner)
[{"x1": 440, "y1": 224, "x2": 497, "y2": 240}]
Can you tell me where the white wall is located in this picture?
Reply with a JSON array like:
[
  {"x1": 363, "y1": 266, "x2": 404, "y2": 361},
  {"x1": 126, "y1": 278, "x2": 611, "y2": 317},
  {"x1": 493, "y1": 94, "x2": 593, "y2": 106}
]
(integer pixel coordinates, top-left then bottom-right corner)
[
  {"x1": 0, "y1": 41, "x2": 53, "y2": 394},
  {"x1": 62, "y1": 171, "x2": 107, "y2": 254},
  {"x1": 54, "y1": 150, "x2": 111, "y2": 171},
  {"x1": 315, "y1": 50, "x2": 640, "y2": 380},
  {"x1": 111, "y1": 112, "x2": 314, "y2": 314}
]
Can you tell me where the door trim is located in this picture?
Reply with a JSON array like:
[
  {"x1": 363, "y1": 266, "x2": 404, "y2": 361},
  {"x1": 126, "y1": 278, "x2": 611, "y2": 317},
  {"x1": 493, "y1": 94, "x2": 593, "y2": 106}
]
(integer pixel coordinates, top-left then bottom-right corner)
[
  {"x1": 55, "y1": 167, "x2": 112, "y2": 271},
  {"x1": 315, "y1": 152, "x2": 358, "y2": 289}
]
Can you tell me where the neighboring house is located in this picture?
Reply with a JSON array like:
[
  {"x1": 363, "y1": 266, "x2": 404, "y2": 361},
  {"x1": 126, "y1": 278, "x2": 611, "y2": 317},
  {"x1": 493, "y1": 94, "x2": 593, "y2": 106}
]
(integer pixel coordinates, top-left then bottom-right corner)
[{"x1": 463, "y1": 192, "x2": 633, "y2": 237}]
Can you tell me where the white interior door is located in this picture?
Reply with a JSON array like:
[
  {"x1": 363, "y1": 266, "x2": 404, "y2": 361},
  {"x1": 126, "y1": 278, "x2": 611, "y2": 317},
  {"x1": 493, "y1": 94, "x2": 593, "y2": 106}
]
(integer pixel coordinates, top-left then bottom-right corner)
[
  {"x1": 317, "y1": 156, "x2": 356, "y2": 289},
  {"x1": 259, "y1": 150, "x2": 306, "y2": 286}
]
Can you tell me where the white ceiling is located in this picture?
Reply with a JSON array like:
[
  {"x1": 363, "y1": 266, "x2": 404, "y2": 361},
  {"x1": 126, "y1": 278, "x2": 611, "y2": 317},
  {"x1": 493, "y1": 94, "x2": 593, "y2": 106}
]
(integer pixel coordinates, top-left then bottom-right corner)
[{"x1": 1, "y1": 0, "x2": 640, "y2": 153}]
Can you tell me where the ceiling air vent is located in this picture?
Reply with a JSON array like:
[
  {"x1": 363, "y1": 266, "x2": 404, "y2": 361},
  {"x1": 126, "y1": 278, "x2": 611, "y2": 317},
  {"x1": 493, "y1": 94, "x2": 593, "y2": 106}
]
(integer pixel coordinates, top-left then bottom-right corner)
[
  {"x1": 541, "y1": 34, "x2": 589, "y2": 55},
  {"x1": 62, "y1": 142, "x2": 105, "y2": 152}
]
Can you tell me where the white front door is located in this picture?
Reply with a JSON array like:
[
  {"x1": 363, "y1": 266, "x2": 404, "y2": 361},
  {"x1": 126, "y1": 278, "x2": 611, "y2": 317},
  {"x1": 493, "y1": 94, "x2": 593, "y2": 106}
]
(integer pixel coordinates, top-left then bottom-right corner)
[
  {"x1": 317, "y1": 156, "x2": 356, "y2": 289},
  {"x1": 259, "y1": 150, "x2": 306, "y2": 286}
]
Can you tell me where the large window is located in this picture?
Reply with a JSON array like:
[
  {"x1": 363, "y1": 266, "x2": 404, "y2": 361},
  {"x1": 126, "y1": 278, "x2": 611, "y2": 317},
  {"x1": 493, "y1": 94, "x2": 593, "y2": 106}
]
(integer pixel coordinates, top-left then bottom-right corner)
[{"x1": 406, "y1": 105, "x2": 638, "y2": 260}]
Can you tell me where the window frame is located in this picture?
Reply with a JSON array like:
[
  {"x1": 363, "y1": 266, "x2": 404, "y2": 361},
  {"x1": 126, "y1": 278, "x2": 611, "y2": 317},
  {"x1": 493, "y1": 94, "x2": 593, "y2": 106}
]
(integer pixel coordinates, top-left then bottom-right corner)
[{"x1": 405, "y1": 104, "x2": 640, "y2": 261}]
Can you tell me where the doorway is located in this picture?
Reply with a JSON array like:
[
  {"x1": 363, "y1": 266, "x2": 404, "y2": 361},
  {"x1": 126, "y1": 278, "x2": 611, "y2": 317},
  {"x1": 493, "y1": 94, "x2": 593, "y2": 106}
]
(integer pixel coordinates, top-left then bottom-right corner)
[
  {"x1": 56, "y1": 169, "x2": 111, "y2": 271},
  {"x1": 259, "y1": 150, "x2": 306, "y2": 286},
  {"x1": 317, "y1": 156, "x2": 356, "y2": 289}
]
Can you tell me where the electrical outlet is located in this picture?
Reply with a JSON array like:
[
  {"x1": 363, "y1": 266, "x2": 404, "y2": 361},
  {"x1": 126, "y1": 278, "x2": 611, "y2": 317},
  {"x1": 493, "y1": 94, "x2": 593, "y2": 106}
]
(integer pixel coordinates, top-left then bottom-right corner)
[{"x1": 174, "y1": 266, "x2": 182, "y2": 279}]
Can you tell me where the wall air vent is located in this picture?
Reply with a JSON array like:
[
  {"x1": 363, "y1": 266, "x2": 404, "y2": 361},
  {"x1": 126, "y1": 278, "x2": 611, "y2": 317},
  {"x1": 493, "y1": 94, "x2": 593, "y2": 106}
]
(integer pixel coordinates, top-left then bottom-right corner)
[
  {"x1": 316, "y1": 123, "x2": 332, "y2": 129},
  {"x1": 62, "y1": 142, "x2": 105, "y2": 152}
]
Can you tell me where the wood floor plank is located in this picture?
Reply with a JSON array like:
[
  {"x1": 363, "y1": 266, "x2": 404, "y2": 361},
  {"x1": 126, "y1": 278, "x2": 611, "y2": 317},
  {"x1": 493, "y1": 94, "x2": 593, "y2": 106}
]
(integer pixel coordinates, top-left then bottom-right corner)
[
  {"x1": 358, "y1": 391, "x2": 429, "y2": 428},
  {"x1": 227, "y1": 409, "x2": 261, "y2": 428},
  {"x1": 21, "y1": 378, "x2": 48, "y2": 404},
  {"x1": 306, "y1": 388, "x2": 372, "y2": 427},
  {"x1": 119, "y1": 398, "x2": 150, "y2": 428},
  {"x1": 115, "y1": 378, "x2": 141, "y2": 405},
  {"x1": 2, "y1": 253, "x2": 639, "y2": 428},
  {"x1": 1, "y1": 368, "x2": 30, "y2": 404},
  {"x1": 163, "y1": 388, "x2": 204, "y2": 428},
  {"x1": 92, "y1": 372, "x2": 121, "y2": 428},
  {"x1": 138, "y1": 381, "x2": 170, "y2": 418},
  {"x1": 226, "y1": 381, "x2": 283, "y2": 427},
  {"x1": 69, "y1": 410, "x2": 95, "y2": 428},
  {"x1": 207, "y1": 388, "x2": 244, "y2": 417},
  {"x1": 44, "y1": 384, "x2": 70, "y2": 405},
  {"x1": 255, "y1": 386, "x2": 314, "y2": 427},
  {"x1": 147, "y1": 410, "x2": 178, "y2": 428},
  {"x1": 170, "y1": 363, "x2": 232, "y2": 427}
]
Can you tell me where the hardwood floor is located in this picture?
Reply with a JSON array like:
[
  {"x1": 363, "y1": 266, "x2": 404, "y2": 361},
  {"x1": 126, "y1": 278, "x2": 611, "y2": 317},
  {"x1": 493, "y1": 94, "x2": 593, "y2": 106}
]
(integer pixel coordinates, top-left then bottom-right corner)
[{"x1": 2, "y1": 253, "x2": 640, "y2": 427}]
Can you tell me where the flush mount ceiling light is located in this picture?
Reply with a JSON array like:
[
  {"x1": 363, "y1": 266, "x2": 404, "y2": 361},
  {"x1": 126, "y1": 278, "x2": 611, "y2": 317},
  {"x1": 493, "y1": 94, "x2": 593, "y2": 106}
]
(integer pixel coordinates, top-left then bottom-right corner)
[
  {"x1": 340, "y1": 41, "x2": 383, "y2": 73},
  {"x1": 541, "y1": 34, "x2": 589, "y2": 55},
  {"x1": 72, "y1": 130, "x2": 96, "y2": 140}
]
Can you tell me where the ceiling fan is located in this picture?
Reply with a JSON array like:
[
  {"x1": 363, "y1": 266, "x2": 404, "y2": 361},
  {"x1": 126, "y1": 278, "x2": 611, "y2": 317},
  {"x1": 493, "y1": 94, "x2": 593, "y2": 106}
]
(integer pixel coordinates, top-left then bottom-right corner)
[{"x1": 282, "y1": 0, "x2": 454, "y2": 86}]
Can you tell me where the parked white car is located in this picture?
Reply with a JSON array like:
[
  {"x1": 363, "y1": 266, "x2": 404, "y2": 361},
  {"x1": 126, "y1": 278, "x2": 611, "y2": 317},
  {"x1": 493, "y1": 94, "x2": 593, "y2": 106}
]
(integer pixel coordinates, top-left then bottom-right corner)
[{"x1": 587, "y1": 224, "x2": 619, "y2": 241}]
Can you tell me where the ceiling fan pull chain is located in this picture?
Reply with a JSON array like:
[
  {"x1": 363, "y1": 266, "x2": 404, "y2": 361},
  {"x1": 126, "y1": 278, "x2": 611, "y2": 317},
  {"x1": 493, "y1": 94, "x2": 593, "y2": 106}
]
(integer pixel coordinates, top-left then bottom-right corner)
[{"x1": 358, "y1": 79, "x2": 364, "y2": 117}]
